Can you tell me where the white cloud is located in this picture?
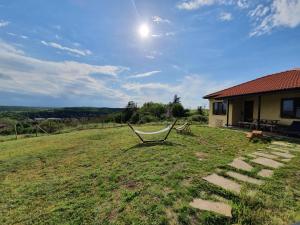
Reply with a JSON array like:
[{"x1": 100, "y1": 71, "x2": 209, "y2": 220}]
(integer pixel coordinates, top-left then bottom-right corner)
[
  {"x1": 20, "y1": 35, "x2": 28, "y2": 39},
  {"x1": 128, "y1": 70, "x2": 161, "y2": 79},
  {"x1": 165, "y1": 32, "x2": 176, "y2": 36},
  {"x1": 0, "y1": 40, "x2": 129, "y2": 104},
  {"x1": 177, "y1": 0, "x2": 216, "y2": 10},
  {"x1": 250, "y1": 0, "x2": 300, "y2": 37},
  {"x1": 122, "y1": 74, "x2": 234, "y2": 107},
  {"x1": 152, "y1": 16, "x2": 171, "y2": 24},
  {"x1": 122, "y1": 82, "x2": 171, "y2": 91},
  {"x1": 176, "y1": 0, "x2": 249, "y2": 10},
  {"x1": 41, "y1": 41, "x2": 92, "y2": 56},
  {"x1": 249, "y1": 4, "x2": 270, "y2": 19},
  {"x1": 219, "y1": 12, "x2": 233, "y2": 21},
  {"x1": 236, "y1": 0, "x2": 249, "y2": 9},
  {"x1": 0, "y1": 20, "x2": 9, "y2": 27},
  {"x1": 7, "y1": 32, "x2": 16, "y2": 36}
]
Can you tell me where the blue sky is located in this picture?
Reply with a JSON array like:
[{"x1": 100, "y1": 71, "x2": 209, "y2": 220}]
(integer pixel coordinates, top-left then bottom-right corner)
[{"x1": 0, "y1": 0, "x2": 299, "y2": 108}]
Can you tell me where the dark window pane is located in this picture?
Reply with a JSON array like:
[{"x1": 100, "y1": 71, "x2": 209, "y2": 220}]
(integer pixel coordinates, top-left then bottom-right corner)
[
  {"x1": 296, "y1": 107, "x2": 300, "y2": 118},
  {"x1": 283, "y1": 100, "x2": 294, "y2": 112},
  {"x1": 213, "y1": 101, "x2": 226, "y2": 115}
]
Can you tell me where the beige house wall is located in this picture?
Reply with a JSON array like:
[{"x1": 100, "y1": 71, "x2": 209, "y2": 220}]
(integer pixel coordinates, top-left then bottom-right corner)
[
  {"x1": 208, "y1": 99, "x2": 227, "y2": 127},
  {"x1": 208, "y1": 90, "x2": 300, "y2": 127}
]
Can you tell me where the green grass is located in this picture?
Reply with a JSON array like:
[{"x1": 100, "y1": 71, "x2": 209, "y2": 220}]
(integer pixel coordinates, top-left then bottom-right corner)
[{"x1": 0, "y1": 125, "x2": 299, "y2": 225}]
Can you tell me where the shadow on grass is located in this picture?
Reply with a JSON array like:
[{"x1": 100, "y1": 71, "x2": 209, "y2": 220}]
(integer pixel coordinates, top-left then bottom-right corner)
[{"x1": 125, "y1": 141, "x2": 185, "y2": 151}]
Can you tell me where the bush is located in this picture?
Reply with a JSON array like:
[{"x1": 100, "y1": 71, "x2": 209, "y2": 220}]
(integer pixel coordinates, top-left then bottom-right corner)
[
  {"x1": 130, "y1": 112, "x2": 140, "y2": 124},
  {"x1": 171, "y1": 103, "x2": 186, "y2": 118},
  {"x1": 40, "y1": 120, "x2": 64, "y2": 133},
  {"x1": 138, "y1": 115, "x2": 158, "y2": 124},
  {"x1": 139, "y1": 102, "x2": 166, "y2": 119},
  {"x1": 190, "y1": 115, "x2": 208, "y2": 123}
]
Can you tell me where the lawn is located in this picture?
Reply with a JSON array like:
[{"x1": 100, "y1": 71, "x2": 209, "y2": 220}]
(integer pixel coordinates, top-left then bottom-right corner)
[{"x1": 0, "y1": 125, "x2": 299, "y2": 225}]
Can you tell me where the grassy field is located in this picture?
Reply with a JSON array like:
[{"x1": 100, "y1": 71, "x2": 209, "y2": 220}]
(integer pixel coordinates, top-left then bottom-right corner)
[{"x1": 0, "y1": 125, "x2": 300, "y2": 225}]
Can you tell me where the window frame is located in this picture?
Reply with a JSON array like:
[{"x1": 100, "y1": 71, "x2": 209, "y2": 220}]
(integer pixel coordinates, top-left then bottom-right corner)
[
  {"x1": 281, "y1": 98, "x2": 300, "y2": 119},
  {"x1": 213, "y1": 101, "x2": 227, "y2": 115}
]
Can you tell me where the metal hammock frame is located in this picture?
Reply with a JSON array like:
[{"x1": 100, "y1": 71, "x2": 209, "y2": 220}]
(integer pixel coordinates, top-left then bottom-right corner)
[{"x1": 128, "y1": 120, "x2": 177, "y2": 143}]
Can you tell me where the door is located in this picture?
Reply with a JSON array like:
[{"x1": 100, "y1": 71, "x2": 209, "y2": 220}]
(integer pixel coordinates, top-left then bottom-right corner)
[{"x1": 244, "y1": 101, "x2": 254, "y2": 122}]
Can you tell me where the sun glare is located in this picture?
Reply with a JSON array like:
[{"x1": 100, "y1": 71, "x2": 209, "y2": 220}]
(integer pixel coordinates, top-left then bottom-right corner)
[{"x1": 138, "y1": 23, "x2": 150, "y2": 38}]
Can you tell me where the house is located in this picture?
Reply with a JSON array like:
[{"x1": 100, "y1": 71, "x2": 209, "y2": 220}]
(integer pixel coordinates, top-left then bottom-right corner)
[{"x1": 203, "y1": 69, "x2": 300, "y2": 128}]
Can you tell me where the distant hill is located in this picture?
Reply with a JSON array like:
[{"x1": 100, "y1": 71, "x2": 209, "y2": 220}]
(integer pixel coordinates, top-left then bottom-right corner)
[{"x1": 0, "y1": 106, "x2": 123, "y2": 120}]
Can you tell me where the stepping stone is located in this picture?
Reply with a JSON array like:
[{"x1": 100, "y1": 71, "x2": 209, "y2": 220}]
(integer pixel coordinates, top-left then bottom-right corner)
[
  {"x1": 258, "y1": 169, "x2": 273, "y2": 178},
  {"x1": 253, "y1": 152, "x2": 279, "y2": 159},
  {"x1": 226, "y1": 171, "x2": 264, "y2": 185},
  {"x1": 266, "y1": 146, "x2": 289, "y2": 153},
  {"x1": 203, "y1": 173, "x2": 241, "y2": 194},
  {"x1": 272, "y1": 141, "x2": 292, "y2": 147},
  {"x1": 271, "y1": 151, "x2": 295, "y2": 159},
  {"x1": 228, "y1": 158, "x2": 253, "y2": 172},
  {"x1": 281, "y1": 158, "x2": 291, "y2": 162},
  {"x1": 251, "y1": 157, "x2": 284, "y2": 169},
  {"x1": 190, "y1": 198, "x2": 232, "y2": 217}
]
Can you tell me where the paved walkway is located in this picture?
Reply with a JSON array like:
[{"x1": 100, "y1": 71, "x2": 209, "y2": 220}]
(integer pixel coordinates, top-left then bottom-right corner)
[{"x1": 189, "y1": 140, "x2": 299, "y2": 219}]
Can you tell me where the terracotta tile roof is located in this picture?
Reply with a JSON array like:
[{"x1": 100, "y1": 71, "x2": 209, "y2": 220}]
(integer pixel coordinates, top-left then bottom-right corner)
[{"x1": 204, "y1": 69, "x2": 300, "y2": 99}]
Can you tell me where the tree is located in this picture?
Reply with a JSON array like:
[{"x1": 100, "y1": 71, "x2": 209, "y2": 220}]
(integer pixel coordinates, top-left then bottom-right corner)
[
  {"x1": 122, "y1": 101, "x2": 138, "y2": 122},
  {"x1": 139, "y1": 102, "x2": 166, "y2": 119},
  {"x1": 173, "y1": 94, "x2": 181, "y2": 104},
  {"x1": 197, "y1": 106, "x2": 204, "y2": 115},
  {"x1": 171, "y1": 103, "x2": 185, "y2": 118}
]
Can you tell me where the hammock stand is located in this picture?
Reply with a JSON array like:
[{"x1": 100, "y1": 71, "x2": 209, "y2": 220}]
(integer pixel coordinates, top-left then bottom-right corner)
[
  {"x1": 175, "y1": 122, "x2": 191, "y2": 134},
  {"x1": 128, "y1": 120, "x2": 177, "y2": 143}
]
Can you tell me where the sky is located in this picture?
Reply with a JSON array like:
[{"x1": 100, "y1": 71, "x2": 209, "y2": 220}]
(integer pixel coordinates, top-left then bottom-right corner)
[{"x1": 0, "y1": 0, "x2": 299, "y2": 108}]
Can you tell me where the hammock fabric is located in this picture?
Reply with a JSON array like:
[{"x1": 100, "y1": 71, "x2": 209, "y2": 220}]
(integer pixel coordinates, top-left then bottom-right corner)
[
  {"x1": 175, "y1": 122, "x2": 191, "y2": 134},
  {"x1": 128, "y1": 120, "x2": 177, "y2": 143}
]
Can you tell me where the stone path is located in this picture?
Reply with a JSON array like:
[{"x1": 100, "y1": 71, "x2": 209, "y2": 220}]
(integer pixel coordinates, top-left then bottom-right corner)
[
  {"x1": 253, "y1": 152, "x2": 279, "y2": 159},
  {"x1": 189, "y1": 198, "x2": 232, "y2": 217},
  {"x1": 189, "y1": 140, "x2": 299, "y2": 219},
  {"x1": 267, "y1": 146, "x2": 289, "y2": 153},
  {"x1": 226, "y1": 171, "x2": 264, "y2": 185},
  {"x1": 251, "y1": 157, "x2": 284, "y2": 169},
  {"x1": 203, "y1": 173, "x2": 241, "y2": 194},
  {"x1": 271, "y1": 151, "x2": 295, "y2": 159},
  {"x1": 258, "y1": 169, "x2": 273, "y2": 178},
  {"x1": 228, "y1": 158, "x2": 253, "y2": 172}
]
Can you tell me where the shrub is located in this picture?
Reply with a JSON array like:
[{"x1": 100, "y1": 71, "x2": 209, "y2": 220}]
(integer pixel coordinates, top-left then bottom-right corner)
[
  {"x1": 190, "y1": 115, "x2": 208, "y2": 123},
  {"x1": 40, "y1": 120, "x2": 64, "y2": 133},
  {"x1": 130, "y1": 112, "x2": 140, "y2": 124},
  {"x1": 138, "y1": 115, "x2": 158, "y2": 124},
  {"x1": 171, "y1": 103, "x2": 186, "y2": 118}
]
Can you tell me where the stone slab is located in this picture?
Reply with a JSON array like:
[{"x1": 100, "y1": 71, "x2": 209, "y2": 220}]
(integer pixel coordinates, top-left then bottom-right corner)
[
  {"x1": 266, "y1": 146, "x2": 289, "y2": 153},
  {"x1": 272, "y1": 141, "x2": 292, "y2": 147},
  {"x1": 226, "y1": 171, "x2": 264, "y2": 185},
  {"x1": 203, "y1": 173, "x2": 241, "y2": 194},
  {"x1": 271, "y1": 151, "x2": 295, "y2": 159},
  {"x1": 190, "y1": 198, "x2": 232, "y2": 217},
  {"x1": 253, "y1": 152, "x2": 279, "y2": 159},
  {"x1": 228, "y1": 158, "x2": 253, "y2": 172},
  {"x1": 258, "y1": 169, "x2": 273, "y2": 178},
  {"x1": 251, "y1": 157, "x2": 284, "y2": 169}
]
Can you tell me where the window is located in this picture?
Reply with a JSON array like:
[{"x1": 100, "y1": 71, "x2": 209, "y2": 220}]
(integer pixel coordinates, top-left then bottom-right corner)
[
  {"x1": 281, "y1": 98, "x2": 300, "y2": 118},
  {"x1": 213, "y1": 101, "x2": 227, "y2": 115}
]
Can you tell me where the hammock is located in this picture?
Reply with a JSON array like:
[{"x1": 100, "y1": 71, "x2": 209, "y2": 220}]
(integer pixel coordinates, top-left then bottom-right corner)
[
  {"x1": 128, "y1": 120, "x2": 177, "y2": 143},
  {"x1": 175, "y1": 122, "x2": 191, "y2": 134}
]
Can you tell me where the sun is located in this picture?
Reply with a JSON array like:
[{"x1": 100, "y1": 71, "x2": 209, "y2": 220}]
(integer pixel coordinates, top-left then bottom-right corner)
[{"x1": 138, "y1": 23, "x2": 150, "y2": 38}]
